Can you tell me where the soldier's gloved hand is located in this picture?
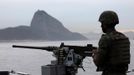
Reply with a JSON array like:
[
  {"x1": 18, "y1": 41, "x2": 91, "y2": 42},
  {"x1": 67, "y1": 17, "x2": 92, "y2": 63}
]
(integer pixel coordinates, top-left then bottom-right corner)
[
  {"x1": 92, "y1": 48, "x2": 98, "y2": 58},
  {"x1": 92, "y1": 48, "x2": 100, "y2": 66}
]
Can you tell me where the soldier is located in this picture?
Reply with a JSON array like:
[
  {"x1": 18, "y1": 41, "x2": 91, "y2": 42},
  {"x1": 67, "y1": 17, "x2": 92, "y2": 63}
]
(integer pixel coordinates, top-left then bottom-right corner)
[{"x1": 92, "y1": 10, "x2": 130, "y2": 75}]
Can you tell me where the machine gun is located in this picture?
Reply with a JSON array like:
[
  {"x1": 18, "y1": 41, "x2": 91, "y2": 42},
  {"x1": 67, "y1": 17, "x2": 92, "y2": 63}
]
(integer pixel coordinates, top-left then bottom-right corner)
[{"x1": 12, "y1": 43, "x2": 97, "y2": 75}]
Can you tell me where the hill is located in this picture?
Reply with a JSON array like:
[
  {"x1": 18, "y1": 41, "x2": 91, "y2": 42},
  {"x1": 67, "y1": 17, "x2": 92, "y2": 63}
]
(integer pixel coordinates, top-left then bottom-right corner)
[
  {"x1": 83, "y1": 31, "x2": 134, "y2": 40},
  {"x1": 0, "y1": 10, "x2": 87, "y2": 41}
]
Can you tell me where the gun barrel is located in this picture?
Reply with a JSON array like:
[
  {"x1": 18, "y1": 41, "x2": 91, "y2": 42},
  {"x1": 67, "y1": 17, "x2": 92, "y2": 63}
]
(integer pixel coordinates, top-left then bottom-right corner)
[{"x1": 12, "y1": 45, "x2": 58, "y2": 51}]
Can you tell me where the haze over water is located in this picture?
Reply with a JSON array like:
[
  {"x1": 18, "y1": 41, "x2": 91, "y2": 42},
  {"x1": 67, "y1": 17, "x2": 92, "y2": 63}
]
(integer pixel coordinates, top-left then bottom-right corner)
[{"x1": 0, "y1": 40, "x2": 133, "y2": 75}]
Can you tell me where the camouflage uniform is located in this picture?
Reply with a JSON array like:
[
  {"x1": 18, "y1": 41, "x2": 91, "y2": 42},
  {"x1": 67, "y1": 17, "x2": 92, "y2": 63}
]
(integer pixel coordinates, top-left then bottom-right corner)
[
  {"x1": 92, "y1": 10, "x2": 130, "y2": 75},
  {"x1": 96, "y1": 31, "x2": 130, "y2": 75}
]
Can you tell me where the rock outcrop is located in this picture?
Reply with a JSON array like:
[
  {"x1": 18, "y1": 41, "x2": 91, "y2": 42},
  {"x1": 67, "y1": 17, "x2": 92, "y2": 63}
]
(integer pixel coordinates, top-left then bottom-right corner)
[{"x1": 0, "y1": 10, "x2": 87, "y2": 41}]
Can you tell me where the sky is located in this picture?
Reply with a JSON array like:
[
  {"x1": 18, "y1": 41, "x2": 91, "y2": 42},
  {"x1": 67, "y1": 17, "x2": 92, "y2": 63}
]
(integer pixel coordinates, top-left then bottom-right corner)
[{"x1": 0, "y1": 0, "x2": 134, "y2": 33}]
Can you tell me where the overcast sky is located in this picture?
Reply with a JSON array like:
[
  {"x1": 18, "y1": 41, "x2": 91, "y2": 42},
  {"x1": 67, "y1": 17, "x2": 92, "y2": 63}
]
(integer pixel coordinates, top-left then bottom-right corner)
[{"x1": 0, "y1": 0, "x2": 134, "y2": 33}]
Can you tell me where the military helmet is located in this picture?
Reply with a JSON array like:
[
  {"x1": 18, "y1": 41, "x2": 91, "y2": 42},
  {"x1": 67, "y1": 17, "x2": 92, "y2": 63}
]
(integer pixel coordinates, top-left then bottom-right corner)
[{"x1": 99, "y1": 11, "x2": 119, "y2": 25}]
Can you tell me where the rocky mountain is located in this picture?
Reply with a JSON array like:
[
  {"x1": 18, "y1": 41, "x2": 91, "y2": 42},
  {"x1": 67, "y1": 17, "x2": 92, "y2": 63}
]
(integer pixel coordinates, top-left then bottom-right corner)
[
  {"x1": 83, "y1": 31, "x2": 134, "y2": 40},
  {"x1": 124, "y1": 31, "x2": 134, "y2": 39},
  {"x1": 0, "y1": 10, "x2": 87, "y2": 41}
]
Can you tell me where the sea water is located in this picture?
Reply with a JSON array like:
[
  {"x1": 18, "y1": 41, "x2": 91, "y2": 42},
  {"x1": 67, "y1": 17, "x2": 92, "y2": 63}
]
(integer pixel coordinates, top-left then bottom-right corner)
[{"x1": 0, "y1": 40, "x2": 133, "y2": 75}]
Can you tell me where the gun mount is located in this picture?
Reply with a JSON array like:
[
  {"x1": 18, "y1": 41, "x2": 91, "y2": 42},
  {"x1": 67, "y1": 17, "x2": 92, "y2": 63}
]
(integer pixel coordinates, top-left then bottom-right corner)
[{"x1": 12, "y1": 43, "x2": 97, "y2": 75}]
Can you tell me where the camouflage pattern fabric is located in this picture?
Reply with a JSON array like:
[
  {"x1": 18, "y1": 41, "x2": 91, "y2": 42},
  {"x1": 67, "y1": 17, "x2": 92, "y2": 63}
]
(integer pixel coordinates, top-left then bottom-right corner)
[{"x1": 96, "y1": 31, "x2": 130, "y2": 75}]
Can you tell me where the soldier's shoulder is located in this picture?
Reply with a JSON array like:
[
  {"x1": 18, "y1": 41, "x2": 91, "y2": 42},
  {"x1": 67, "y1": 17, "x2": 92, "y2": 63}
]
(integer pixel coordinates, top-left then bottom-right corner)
[
  {"x1": 109, "y1": 31, "x2": 128, "y2": 40},
  {"x1": 100, "y1": 33, "x2": 112, "y2": 41},
  {"x1": 99, "y1": 34, "x2": 112, "y2": 48}
]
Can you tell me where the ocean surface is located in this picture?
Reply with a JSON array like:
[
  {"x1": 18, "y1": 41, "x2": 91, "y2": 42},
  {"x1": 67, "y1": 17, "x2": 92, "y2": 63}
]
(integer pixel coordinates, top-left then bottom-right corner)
[{"x1": 0, "y1": 40, "x2": 133, "y2": 75}]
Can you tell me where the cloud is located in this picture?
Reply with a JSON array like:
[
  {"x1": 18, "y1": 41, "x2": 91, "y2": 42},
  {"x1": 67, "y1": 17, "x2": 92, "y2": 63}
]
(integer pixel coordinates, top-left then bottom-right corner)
[{"x1": 0, "y1": 0, "x2": 134, "y2": 32}]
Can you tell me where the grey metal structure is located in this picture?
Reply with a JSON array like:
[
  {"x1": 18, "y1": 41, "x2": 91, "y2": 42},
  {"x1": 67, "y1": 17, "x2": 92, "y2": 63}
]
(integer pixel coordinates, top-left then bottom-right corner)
[
  {"x1": 42, "y1": 65, "x2": 66, "y2": 75},
  {"x1": 13, "y1": 43, "x2": 96, "y2": 75}
]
